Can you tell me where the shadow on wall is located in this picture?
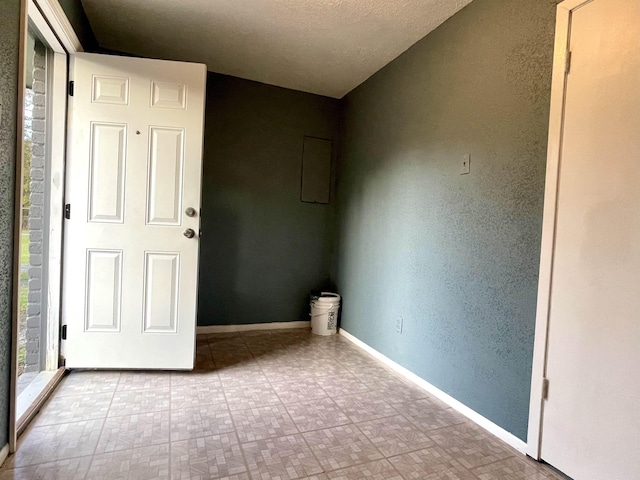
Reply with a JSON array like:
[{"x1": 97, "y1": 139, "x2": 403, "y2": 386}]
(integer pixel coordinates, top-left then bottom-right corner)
[
  {"x1": 196, "y1": 73, "x2": 340, "y2": 326},
  {"x1": 197, "y1": 201, "x2": 337, "y2": 326},
  {"x1": 198, "y1": 207, "x2": 239, "y2": 325}
]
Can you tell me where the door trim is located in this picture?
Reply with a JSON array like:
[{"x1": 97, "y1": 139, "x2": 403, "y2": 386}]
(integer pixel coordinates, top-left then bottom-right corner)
[
  {"x1": 9, "y1": 0, "x2": 80, "y2": 453},
  {"x1": 10, "y1": 0, "x2": 29, "y2": 455},
  {"x1": 31, "y1": 0, "x2": 83, "y2": 53},
  {"x1": 30, "y1": 0, "x2": 70, "y2": 372},
  {"x1": 526, "y1": 0, "x2": 595, "y2": 459},
  {"x1": 16, "y1": 367, "x2": 65, "y2": 436},
  {"x1": 0, "y1": 444, "x2": 9, "y2": 469}
]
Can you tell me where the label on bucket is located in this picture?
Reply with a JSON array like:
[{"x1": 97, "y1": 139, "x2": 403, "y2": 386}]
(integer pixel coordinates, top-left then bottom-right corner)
[{"x1": 327, "y1": 311, "x2": 337, "y2": 330}]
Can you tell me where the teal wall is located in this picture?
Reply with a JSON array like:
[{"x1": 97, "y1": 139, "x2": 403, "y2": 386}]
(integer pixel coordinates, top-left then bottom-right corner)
[
  {"x1": 198, "y1": 73, "x2": 340, "y2": 325},
  {"x1": 336, "y1": 0, "x2": 557, "y2": 441},
  {"x1": 0, "y1": 0, "x2": 22, "y2": 449}
]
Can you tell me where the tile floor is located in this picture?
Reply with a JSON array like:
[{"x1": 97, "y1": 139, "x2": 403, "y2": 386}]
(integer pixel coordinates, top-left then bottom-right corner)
[{"x1": 0, "y1": 329, "x2": 564, "y2": 479}]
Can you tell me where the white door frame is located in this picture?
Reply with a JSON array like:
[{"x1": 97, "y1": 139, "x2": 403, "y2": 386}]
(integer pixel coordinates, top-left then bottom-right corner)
[
  {"x1": 526, "y1": 0, "x2": 594, "y2": 460},
  {"x1": 9, "y1": 0, "x2": 29, "y2": 458},
  {"x1": 9, "y1": 0, "x2": 80, "y2": 454},
  {"x1": 29, "y1": 0, "x2": 81, "y2": 373},
  {"x1": 31, "y1": 0, "x2": 83, "y2": 53}
]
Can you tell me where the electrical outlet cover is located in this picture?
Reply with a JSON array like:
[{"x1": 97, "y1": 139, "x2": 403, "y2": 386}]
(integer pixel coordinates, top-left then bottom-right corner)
[{"x1": 395, "y1": 315, "x2": 403, "y2": 333}]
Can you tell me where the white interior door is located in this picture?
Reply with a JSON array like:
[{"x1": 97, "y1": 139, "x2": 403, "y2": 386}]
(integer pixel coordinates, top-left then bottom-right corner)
[
  {"x1": 540, "y1": 0, "x2": 640, "y2": 478},
  {"x1": 62, "y1": 53, "x2": 206, "y2": 369}
]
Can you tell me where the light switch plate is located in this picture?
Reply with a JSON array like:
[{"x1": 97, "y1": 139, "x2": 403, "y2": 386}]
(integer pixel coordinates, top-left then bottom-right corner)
[{"x1": 461, "y1": 154, "x2": 470, "y2": 175}]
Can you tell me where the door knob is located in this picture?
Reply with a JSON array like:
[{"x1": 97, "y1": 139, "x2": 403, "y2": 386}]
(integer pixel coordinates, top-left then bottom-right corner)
[{"x1": 183, "y1": 228, "x2": 196, "y2": 239}]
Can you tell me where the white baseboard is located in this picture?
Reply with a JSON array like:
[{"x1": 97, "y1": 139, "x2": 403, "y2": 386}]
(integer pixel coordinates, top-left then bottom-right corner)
[
  {"x1": 0, "y1": 443, "x2": 9, "y2": 468},
  {"x1": 339, "y1": 329, "x2": 528, "y2": 454},
  {"x1": 197, "y1": 321, "x2": 310, "y2": 334}
]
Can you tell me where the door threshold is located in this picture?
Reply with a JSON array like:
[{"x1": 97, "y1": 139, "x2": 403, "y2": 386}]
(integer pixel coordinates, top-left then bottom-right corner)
[{"x1": 16, "y1": 367, "x2": 66, "y2": 436}]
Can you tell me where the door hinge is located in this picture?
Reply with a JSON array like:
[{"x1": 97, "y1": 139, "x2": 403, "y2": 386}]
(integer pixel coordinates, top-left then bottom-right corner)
[
  {"x1": 565, "y1": 51, "x2": 572, "y2": 74},
  {"x1": 61, "y1": 324, "x2": 67, "y2": 340},
  {"x1": 65, "y1": 203, "x2": 71, "y2": 219},
  {"x1": 542, "y1": 378, "x2": 550, "y2": 400},
  {"x1": 68, "y1": 80, "x2": 74, "y2": 96}
]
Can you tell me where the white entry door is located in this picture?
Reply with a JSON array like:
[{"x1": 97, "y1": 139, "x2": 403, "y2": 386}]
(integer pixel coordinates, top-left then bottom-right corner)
[
  {"x1": 62, "y1": 53, "x2": 206, "y2": 369},
  {"x1": 540, "y1": 0, "x2": 640, "y2": 478}
]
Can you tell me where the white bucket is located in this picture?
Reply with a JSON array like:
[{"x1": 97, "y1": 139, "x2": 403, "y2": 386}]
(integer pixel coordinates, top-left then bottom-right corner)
[{"x1": 310, "y1": 292, "x2": 341, "y2": 336}]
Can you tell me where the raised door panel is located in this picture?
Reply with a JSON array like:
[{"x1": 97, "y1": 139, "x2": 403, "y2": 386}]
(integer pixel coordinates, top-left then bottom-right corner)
[
  {"x1": 143, "y1": 252, "x2": 180, "y2": 333},
  {"x1": 85, "y1": 249, "x2": 122, "y2": 332},
  {"x1": 92, "y1": 75, "x2": 129, "y2": 105},
  {"x1": 146, "y1": 127, "x2": 185, "y2": 226},
  {"x1": 150, "y1": 80, "x2": 186, "y2": 109},
  {"x1": 88, "y1": 122, "x2": 127, "y2": 223}
]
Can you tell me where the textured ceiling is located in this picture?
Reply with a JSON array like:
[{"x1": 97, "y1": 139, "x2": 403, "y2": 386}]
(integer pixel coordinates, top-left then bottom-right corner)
[{"x1": 81, "y1": 0, "x2": 473, "y2": 98}]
